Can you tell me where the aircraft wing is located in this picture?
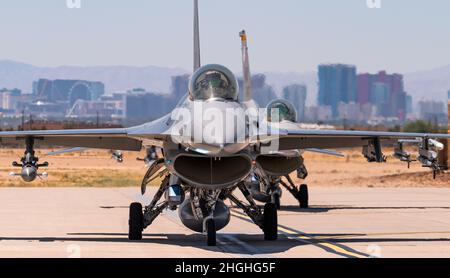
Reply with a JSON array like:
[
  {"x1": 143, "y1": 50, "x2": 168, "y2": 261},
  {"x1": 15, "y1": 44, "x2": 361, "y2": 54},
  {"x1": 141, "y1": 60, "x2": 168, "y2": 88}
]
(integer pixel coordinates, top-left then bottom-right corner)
[
  {"x1": 277, "y1": 128, "x2": 450, "y2": 150},
  {"x1": 0, "y1": 128, "x2": 143, "y2": 151},
  {"x1": 0, "y1": 114, "x2": 173, "y2": 151},
  {"x1": 264, "y1": 122, "x2": 450, "y2": 150}
]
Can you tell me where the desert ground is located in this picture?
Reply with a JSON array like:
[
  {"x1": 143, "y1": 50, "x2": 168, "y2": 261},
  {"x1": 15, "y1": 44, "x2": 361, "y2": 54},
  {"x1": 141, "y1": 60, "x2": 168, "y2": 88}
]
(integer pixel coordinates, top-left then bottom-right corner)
[
  {"x1": 1, "y1": 148, "x2": 450, "y2": 258},
  {"x1": 0, "y1": 148, "x2": 447, "y2": 188}
]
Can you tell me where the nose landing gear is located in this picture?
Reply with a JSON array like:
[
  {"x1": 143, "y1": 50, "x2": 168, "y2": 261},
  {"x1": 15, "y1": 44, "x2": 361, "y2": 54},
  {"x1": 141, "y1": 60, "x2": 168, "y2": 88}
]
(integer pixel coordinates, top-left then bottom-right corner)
[{"x1": 263, "y1": 203, "x2": 278, "y2": 241}]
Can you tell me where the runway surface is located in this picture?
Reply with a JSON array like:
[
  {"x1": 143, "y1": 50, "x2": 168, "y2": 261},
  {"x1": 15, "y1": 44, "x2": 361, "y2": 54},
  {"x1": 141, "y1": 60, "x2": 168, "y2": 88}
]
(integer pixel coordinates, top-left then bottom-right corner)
[{"x1": 1, "y1": 187, "x2": 450, "y2": 258}]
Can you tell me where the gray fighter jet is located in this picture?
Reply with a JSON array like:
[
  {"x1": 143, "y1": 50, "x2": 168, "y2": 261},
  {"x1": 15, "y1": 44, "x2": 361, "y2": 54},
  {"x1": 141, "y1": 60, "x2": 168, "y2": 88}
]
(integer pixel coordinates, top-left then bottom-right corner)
[{"x1": 1, "y1": 0, "x2": 449, "y2": 246}]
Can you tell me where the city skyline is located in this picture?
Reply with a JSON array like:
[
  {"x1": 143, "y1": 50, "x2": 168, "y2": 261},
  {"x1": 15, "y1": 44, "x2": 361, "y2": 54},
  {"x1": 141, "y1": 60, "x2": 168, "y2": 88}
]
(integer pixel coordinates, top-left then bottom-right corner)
[
  {"x1": 1, "y1": 59, "x2": 449, "y2": 110},
  {"x1": 0, "y1": 0, "x2": 450, "y2": 74}
]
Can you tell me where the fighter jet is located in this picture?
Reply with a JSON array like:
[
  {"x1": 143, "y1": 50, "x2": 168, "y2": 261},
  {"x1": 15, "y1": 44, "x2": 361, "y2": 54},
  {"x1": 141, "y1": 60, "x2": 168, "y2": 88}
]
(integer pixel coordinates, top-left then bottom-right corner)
[{"x1": 1, "y1": 0, "x2": 449, "y2": 246}]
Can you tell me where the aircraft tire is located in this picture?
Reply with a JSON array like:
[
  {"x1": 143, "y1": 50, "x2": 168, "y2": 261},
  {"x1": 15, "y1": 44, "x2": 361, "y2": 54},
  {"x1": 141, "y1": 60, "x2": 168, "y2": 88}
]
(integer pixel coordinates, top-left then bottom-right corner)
[
  {"x1": 128, "y1": 202, "x2": 144, "y2": 240},
  {"x1": 206, "y1": 219, "x2": 216, "y2": 246},
  {"x1": 263, "y1": 203, "x2": 278, "y2": 241},
  {"x1": 298, "y1": 184, "x2": 309, "y2": 208}
]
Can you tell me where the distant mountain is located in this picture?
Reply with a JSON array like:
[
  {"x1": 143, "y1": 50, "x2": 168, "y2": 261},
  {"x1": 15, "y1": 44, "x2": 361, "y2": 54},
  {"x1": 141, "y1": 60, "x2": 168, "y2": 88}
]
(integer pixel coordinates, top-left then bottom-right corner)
[
  {"x1": 404, "y1": 65, "x2": 450, "y2": 104},
  {"x1": 0, "y1": 60, "x2": 187, "y2": 94}
]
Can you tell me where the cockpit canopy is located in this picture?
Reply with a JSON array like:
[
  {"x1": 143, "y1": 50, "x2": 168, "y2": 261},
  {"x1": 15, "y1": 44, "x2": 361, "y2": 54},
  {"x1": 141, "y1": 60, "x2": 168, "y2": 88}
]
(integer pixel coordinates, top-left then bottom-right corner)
[
  {"x1": 266, "y1": 99, "x2": 298, "y2": 122},
  {"x1": 189, "y1": 64, "x2": 239, "y2": 101}
]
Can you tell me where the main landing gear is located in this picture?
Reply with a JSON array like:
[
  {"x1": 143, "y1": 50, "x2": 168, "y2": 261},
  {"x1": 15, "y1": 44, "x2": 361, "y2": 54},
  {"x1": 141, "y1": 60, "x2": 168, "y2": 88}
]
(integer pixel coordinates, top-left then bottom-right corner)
[
  {"x1": 129, "y1": 168, "x2": 171, "y2": 241},
  {"x1": 280, "y1": 175, "x2": 309, "y2": 208},
  {"x1": 226, "y1": 183, "x2": 278, "y2": 241},
  {"x1": 129, "y1": 165, "x2": 279, "y2": 246},
  {"x1": 128, "y1": 203, "x2": 144, "y2": 240}
]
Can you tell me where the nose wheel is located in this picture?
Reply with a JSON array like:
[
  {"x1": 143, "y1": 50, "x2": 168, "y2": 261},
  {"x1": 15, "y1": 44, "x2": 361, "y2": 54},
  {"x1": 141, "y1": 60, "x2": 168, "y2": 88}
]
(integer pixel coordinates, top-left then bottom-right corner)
[
  {"x1": 263, "y1": 203, "x2": 278, "y2": 241},
  {"x1": 205, "y1": 219, "x2": 217, "y2": 246},
  {"x1": 128, "y1": 202, "x2": 144, "y2": 240}
]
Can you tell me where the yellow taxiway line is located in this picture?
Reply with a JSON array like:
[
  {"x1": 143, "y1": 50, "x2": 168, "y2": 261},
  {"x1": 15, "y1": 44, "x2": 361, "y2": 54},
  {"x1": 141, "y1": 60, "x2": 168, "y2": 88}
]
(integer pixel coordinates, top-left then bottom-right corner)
[{"x1": 231, "y1": 210, "x2": 370, "y2": 258}]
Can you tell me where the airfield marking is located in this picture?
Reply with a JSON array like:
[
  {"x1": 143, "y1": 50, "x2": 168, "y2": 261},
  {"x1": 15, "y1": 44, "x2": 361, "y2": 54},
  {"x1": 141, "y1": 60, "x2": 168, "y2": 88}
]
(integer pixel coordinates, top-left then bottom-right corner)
[
  {"x1": 162, "y1": 209, "x2": 273, "y2": 257},
  {"x1": 230, "y1": 210, "x2": 370, "y2": 258},
  {"x1": 218, "y1": 234, "x2": 277, "y2": 258}
]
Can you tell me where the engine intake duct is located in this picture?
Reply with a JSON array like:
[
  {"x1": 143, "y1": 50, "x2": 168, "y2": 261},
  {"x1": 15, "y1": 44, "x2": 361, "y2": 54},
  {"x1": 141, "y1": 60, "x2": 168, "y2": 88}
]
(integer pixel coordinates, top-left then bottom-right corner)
[
  {"x1": 256, "y1": 155, "x2": 302, "y2": 176},
  {"x1": 173, "y1": 153, "x2": 252, "y2": 188}
]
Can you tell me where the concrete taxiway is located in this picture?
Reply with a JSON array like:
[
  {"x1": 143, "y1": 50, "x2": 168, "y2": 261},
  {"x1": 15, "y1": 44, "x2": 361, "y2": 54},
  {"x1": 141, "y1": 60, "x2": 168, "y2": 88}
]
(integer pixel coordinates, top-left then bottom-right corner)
[{"x1": 0, "y1": 187, "x2": 450, "y2": 258}]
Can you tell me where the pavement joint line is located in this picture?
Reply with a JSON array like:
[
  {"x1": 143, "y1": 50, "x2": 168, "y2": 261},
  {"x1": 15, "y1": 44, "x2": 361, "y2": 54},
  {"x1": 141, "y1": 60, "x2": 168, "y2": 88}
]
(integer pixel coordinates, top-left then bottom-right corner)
[
  {"x1": 230, "y1": 210, "x2": 370, "y2": 258},
  {"x1": 220, "y1": 234, "x2": 277, "y2": 259},
  {"x1": 216, "y1": 237, "x2": 250, "y2": 258},
  {"x1": 162, "y1": 209, "x2": 263, "y2": 258}
]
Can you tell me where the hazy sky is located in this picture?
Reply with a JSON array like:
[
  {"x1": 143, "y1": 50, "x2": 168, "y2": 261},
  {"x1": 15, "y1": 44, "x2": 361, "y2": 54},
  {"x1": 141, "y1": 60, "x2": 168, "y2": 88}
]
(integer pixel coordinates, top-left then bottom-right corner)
[{"x1": 1, "y1": 0, "x2": 449, "y2": 73}]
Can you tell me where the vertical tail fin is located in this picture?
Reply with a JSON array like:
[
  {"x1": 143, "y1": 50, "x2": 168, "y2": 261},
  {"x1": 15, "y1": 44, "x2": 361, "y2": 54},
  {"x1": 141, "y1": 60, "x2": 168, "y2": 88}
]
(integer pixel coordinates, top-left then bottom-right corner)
[
  {"x1": 240, "y1": 30, "x2": 252, "y2": 102},
  {"x1": 193, "y1": 0, "x2": 201, "y2": 72}
]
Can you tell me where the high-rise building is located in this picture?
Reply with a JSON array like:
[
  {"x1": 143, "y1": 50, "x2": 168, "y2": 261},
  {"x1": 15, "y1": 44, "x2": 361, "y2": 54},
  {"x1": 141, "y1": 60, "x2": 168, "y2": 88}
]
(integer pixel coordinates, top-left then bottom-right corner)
[
  {"x1": 33, "y1": 79, "x2": 105, "y2": 105},
  {"x1": 282, "y1": 84, "x2": 307, "y2": 121},
  {"x1": 0, "y1": 88, "x2": 21, "y2": 110},
  {"x1": 357, "y1": 71, "x2": 408, "y2": 121},
  {"x1": 171, "y1": 74, "x2": 190, "y2": 100},
  {"x1": 338, "y1": 102, "x2": 360, "y2": 121},
  {"x1": 406, "y1": 95, "x2": 413, "y2": 114},
  {"x1": 124, "y1": 90, "x2": 173, "y2": 122},
  {"x1": 318, "y1": 64, "x2": 357, "y2": 118},
  {"x1": 356, "y1": 74, "x2": 370, "y2": 105},
  {"x1": 418, "y1": 100, "x2": 446, "y2": 123},
  {"x1": 371, "y1": 82, "x2": 390, "y2": 117},
  {"x1": 238, "y1": 74, "x2": 277, "y2": 107}
]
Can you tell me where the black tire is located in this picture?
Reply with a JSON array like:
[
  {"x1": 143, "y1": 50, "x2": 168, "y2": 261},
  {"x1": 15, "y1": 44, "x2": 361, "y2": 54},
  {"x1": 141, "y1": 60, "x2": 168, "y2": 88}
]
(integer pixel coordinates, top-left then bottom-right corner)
[
  {"x1": 206, "y1": 219, "x2": 216, "y2": 246},
  {"x1": 263, "y1": 203, "x2": 278, "y2": 241},
  {"x1": 273, "y1": 194, "x2": 281, "y2": 210},
  {"x1": 298, "y1": 184, "x2": 309, "y2": 208},
  {"x1": 128, "y1": 202, "x2": 144, "y2": 240}
]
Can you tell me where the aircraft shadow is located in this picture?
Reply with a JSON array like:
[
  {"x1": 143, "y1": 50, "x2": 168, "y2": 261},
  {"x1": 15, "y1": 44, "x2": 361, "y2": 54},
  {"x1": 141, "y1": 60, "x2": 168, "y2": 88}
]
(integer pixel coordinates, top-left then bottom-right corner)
[
  {"x1": 100, "y1": 205, "x2": 450, "y2": 214},
  {"x1": 278, "y1": 205, "x2": 450, "y2": 213},
  {"x1": 1, "y1": 232, "x2": 450, "y2": 256}
]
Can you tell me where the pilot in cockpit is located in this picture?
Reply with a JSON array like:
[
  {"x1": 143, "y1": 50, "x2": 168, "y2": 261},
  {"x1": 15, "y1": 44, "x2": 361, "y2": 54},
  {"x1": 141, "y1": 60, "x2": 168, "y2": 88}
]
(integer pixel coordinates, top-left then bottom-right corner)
[{"x1": 189, "y1": 65, "x2": 238, "y2": 101}]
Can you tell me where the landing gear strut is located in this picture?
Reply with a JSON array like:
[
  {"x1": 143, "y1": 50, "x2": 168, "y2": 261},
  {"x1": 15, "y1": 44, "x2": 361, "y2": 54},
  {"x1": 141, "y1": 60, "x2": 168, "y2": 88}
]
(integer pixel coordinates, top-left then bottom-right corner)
[
  {"x1": 272, "y1": 192, "x2": 281, "y2": 210},
  {"x1": 128, "y1": 173, "x2": 170, "y2": 241}
]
